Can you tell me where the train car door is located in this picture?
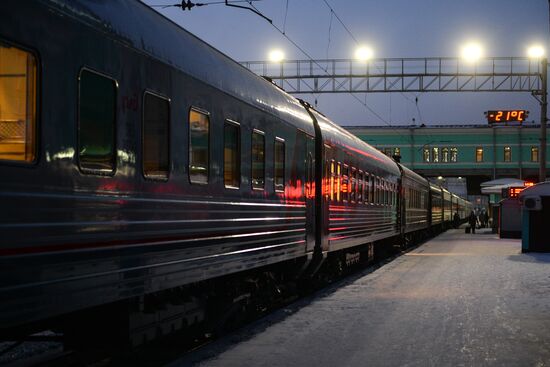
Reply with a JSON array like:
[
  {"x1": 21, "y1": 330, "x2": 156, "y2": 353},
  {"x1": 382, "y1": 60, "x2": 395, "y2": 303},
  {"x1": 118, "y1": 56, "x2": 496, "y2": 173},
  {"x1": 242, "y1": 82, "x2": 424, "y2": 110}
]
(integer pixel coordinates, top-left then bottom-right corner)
[{"x1": 304, "y1": 133, "x2": 316, "y2": 252}]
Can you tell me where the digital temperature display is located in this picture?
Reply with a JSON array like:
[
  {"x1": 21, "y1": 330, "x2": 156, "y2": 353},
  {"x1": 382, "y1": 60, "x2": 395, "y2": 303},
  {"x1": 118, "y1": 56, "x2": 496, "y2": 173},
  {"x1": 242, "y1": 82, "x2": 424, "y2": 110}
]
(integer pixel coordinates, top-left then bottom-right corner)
[{"x1": 486, "y1": 110, "x2": 528, "y2": 123}]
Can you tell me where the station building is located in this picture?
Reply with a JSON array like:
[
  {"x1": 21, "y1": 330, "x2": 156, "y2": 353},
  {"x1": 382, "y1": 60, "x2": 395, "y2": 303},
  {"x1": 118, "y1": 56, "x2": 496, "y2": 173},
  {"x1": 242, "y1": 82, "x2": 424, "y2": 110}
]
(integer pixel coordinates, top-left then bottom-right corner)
[{"x1": 345, "y1": 124, "x2": 549, "y2": 195}]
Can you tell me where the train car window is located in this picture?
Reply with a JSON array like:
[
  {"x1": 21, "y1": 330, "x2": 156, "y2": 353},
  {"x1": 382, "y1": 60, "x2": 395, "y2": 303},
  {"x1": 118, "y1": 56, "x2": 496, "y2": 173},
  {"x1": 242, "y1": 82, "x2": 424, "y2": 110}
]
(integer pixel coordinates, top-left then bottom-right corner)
[
  {"x1": 223, "y1": 120, "x2": 240, "y2": 188},
  {"x1": 336, "y1": 163, "x2": 341, "y2": 202},
  {"x1": 78, "y1": 69, "x2": 116, "y2": 173},
  {"x1": 358, "y1": 171, "x2": 363, "y2": 203},
  {"x1": 350, "y1": 167, "x2": 357, "y2": 203},
  {"x1": 143, "y1": 92, "x2": 170, "y2": 180},
  {"x1": 342, "y1": 164, "x2": 349, "y2": 202},
  {"x1": 189, "y1": 108, "x2": 209, "y2": 184},
  {"x1": 0, "y1": 43, "x2": 37, "y2": 163},
  {"x1": 251, "y1": 130, "x2": 265, "y2": 190},
  {"x1": 369, "y1": 174, "x2": 375, "y2": 204},
  {"x1": 274, "y1": 138, "x2": 285, "y2": 192},
  {"x1": 374, "y1": 177, "x2": 378, "y2": 205},
  {"x1": 329, "y1": 160, "x2": 335, "y2": 201},
  {"x1": 384, "y1": 180, "x2": 389, "y2": 206}
]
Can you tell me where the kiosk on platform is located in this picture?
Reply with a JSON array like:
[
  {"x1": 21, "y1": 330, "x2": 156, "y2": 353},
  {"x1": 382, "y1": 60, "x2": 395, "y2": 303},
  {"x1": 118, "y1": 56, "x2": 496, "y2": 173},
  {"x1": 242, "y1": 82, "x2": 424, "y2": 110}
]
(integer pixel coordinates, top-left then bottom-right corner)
[{"x1": 519, "y1": 182, "x2": 550, "y2": 252}]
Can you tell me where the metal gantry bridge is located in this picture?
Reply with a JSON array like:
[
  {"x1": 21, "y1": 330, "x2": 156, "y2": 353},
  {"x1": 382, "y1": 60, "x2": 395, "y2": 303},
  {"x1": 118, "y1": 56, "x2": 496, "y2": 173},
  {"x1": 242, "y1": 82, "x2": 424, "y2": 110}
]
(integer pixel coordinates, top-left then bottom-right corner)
[
  {"x1": 240, "y1": 57, "x2": 544, "y2": 94},
  {"x1": 240, "y1": 56, "x2": 548, "y2": 182}
]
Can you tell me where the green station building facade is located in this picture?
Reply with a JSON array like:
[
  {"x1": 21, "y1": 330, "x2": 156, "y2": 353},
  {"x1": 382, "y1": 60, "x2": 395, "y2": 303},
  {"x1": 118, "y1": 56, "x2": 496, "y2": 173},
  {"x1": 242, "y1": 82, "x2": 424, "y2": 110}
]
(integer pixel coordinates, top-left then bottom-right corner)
[{"x1": 345, "y1": 124, "x2": 549, "y2": 194}]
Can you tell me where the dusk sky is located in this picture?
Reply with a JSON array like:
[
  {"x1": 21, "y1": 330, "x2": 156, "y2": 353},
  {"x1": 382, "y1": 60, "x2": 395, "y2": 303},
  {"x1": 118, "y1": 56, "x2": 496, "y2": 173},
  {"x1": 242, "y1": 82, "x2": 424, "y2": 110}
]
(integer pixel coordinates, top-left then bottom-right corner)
[{"x1": 143, "y1": 0, "x2": 549, "y2": 127}]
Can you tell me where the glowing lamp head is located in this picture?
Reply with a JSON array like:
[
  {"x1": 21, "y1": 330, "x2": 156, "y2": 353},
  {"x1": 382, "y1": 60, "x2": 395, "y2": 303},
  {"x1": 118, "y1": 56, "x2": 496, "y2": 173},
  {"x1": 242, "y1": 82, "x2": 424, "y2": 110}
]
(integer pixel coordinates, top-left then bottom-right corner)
[
  {"x1": 268, "y1": 49, "x2": 285, "y2": 63},
  {"x1": 527, "y1": 45, "x2": 545, "y2": 59},
  {"x1": 461, "y1": 43, "x2": 482, "y2": 63},
  {"x1": 438, "y1": 176, "x2": 444, "y2": 180},
  {"x1": 355, "y1": 46, "x2": 373, "y2": 61}
]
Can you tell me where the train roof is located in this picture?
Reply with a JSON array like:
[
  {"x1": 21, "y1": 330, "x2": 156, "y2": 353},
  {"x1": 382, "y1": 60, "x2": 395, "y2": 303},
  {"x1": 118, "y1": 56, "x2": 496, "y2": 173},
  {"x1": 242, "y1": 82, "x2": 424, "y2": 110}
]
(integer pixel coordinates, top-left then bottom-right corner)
[
  {"x1": 41, "y1": 0, "x2": 314, "y2": 134},
  {"x1": 399, "y1": 164, "x2": 428, "y2": 186},
  {"x1": 310, "y1": 109, "x2": 401, "y2": 177}
]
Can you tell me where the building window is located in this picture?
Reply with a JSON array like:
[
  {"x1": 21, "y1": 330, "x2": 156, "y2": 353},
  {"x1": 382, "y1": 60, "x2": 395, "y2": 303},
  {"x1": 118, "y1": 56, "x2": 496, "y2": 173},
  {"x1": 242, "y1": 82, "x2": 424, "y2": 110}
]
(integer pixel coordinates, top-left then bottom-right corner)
[
  {"x1": 442, "y1": 147, "x2": 449, "y2": 163},
  {"x1": 78, "y1": 70, "x2": 116, "y2": 173},
  {"x1": 475, "y1": 147, "x2": 483, "y2": 162},
  {"x1": 223, "y1": 120, "x2": 240, "y2": 188},
  {"x1": 432, "y1": 147, "x2": 439, "y2": 163},
  {"x1": 251, "y1": 130, "x2": 265, "y2": 190},
  {"x1": 423, "y1": 148, "x2": 430, "y2": 163},
  {"x1": 531, "y1": 146, "x2": 539, "y2": 162},
  {"x1": 143, "y1": 92, "x2": 170, "y2": 180},
  {"x1": 503, "y1": 146, "x2": 511, "y2": 162},
  {"x1": 189, "y1": 108, "x2": 209, "y2": 184},
  {"x1": 450, "y1": 147, "x2": 458, "y2": 162},
  {"x1": 0, "y1": 43, "x2": 37, "y2": 163},
  {"x1": 274, "y1": 138, "x2": 285, "y2": 192}
]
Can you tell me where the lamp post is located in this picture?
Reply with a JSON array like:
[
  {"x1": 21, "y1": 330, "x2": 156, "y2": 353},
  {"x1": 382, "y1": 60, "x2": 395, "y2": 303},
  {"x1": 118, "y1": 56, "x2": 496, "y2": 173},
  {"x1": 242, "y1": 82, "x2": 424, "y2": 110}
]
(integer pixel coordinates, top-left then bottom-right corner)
[
  {"x1": 539, "y1": 56, "x2": 547, "y2": 182},
  {"x1": 528, "y1": 46, "x2": 547, "y2": 182}
]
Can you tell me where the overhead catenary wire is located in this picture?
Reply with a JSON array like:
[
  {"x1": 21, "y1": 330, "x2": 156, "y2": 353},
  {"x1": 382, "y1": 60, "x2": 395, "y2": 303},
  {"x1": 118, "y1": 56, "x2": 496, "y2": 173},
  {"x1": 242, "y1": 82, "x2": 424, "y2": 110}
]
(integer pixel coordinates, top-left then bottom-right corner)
[
  {"x1": 318, "y1": 0, "x2": 426, "y2": 128},
  {"x1": 243, "y1": 1, "x2": 391, "y2": 125}
]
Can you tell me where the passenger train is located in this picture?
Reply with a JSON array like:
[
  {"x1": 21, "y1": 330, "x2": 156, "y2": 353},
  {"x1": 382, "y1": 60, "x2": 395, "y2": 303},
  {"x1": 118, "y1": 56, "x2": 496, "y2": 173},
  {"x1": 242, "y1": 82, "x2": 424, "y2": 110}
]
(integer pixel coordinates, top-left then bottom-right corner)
[{"x1": 0, "y1": 0, "x2": 471, "y2": 341}]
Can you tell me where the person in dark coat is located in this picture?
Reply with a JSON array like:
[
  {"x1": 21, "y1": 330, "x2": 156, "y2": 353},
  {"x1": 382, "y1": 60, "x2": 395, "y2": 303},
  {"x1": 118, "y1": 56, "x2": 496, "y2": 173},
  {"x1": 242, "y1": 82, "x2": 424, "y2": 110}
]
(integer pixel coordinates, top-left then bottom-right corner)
[
  {"x1": 453, "y1": 212, "x2": 460, "y2": 229},
  {"x1": 468, "y1": 211, "x2": 477, "y2": 234}
]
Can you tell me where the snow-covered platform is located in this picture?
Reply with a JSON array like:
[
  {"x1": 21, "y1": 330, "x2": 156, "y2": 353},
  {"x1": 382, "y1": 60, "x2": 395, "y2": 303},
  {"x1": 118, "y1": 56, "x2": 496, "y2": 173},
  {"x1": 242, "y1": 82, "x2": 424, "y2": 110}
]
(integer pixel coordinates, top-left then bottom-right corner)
[{"x1": 171, "y1": 228, "x2": 550, "y2": 366}]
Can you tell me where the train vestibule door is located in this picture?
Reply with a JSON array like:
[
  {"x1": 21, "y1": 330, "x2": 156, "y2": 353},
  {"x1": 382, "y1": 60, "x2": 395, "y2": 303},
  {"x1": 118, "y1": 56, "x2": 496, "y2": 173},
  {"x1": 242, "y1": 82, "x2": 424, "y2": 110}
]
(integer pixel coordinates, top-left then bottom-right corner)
[{"x1": 305, "y1": 134, "x2": 316, "y2": 252}]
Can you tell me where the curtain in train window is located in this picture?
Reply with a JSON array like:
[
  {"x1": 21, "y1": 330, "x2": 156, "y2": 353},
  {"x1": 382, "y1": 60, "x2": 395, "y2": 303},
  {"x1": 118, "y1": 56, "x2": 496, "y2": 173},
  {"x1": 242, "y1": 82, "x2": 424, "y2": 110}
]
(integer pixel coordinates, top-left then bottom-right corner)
[
  {"x1": 143, "y1": 93, "x2": 170, "y2": 179},
  {"x1": 274, "y1": 138, "x2": 285, "y2": 192},
  {"x1": 224, "y1": 120, "x2": 240, "y2": 188},
  {"x1": 251, "y1": 130, "x2": 265, "y2": 190},
  {"x1": 189, "y1": 108, "x2": 209, "y2": 183},
  {"x1": 341, "y1": 164, "x2": 349, "y2": 202},
  {"x1": 79, "y1": 70, "x2": 116, "y2": 172},
  {"x1": 0, "y1": 43, "x2": 37, "y2": 162}
]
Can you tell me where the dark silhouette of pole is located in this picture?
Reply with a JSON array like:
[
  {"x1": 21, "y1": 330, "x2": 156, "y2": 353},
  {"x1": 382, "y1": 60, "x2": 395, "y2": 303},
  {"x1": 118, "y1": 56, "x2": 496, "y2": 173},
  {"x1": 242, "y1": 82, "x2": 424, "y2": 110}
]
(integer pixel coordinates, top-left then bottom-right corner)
[{"x1": 540, "y1": 57, "x2": 547, "y2": 182}]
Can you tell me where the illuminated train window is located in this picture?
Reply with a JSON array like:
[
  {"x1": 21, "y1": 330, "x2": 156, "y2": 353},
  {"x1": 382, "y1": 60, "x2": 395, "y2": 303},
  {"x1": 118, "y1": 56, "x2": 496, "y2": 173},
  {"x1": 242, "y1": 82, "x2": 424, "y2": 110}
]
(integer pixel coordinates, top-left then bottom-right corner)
[
  {"x1": 189, "y1": 108, "x2": 209, "y2": 184},
  {"x1": 274, "y1": 138, "x2": 285, "y2": 192},
  {"x1": 79, "y1": 69, "x2": 116, "y2": 173},
  {"x1": 0, "y1": 43, "x2": 37, "y2": 162},
  {"x1": 342, "y1": 164, "x2": 349, "y2": 202},
  {"x1": 143, "y1": 92, "x2": 170, "y2": 180},
  {"x1": 251, "y1": 130, "x2": 265, "y2": 190},
  {"x1": 350, "y1": 167, "x2": 356, "y2": 202},
  {"x1": 223, "y1": 120, "x2": 240, "y2": 188},
  {"x1": 336, "y1": 163, "x2": 341, "y2": 202},
  {"x1": 329, "y1": 160, "x2": 336, "y2": 201},
  {"x1": 358, "y1": 171, "x2": 363, "y2": 203}
]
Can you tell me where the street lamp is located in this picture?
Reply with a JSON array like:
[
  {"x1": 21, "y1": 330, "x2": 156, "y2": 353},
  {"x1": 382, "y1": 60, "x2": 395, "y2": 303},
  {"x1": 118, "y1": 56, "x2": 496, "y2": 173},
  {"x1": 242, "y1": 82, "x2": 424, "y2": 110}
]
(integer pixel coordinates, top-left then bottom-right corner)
[
  {"x1": 461, "y1": 42, "x2": 482, "y2": 63},
  {"x1": 527, "y1": 45, "x2": 545, "y2": 59},
  {"x1": 355, "y1": 46, "x2": 373, "y2": 61},
  {"x1": 527, "y1": 45, "x2": 548, "y2": 182},
  {"x1": 268, "y1": 49, "x2": 285, "y2": 63}
]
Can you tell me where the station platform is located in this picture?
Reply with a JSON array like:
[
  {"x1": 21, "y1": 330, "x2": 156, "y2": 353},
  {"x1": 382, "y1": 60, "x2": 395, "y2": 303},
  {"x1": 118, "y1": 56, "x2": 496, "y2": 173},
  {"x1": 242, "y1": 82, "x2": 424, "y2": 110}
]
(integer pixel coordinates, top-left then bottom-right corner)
[{"x1": 172, "y1": 228, "x2": 550, "y2": 366}]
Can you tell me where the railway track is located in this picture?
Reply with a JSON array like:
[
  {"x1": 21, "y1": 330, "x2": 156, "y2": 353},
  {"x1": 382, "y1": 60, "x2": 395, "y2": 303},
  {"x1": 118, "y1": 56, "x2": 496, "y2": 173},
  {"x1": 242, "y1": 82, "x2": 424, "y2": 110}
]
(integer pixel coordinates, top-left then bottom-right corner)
[{"x1": 0, "y1": 239, "x2": 422, "y2": 367}]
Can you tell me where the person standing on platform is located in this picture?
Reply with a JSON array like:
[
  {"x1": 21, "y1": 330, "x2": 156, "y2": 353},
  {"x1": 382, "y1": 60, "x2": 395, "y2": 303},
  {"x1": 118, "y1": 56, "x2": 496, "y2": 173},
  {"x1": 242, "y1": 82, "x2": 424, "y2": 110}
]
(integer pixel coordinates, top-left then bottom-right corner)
[
  {"x1": 468, "y1": 211, "x2": 477, "y2": 234},
  {"x1": 453, "y1": 211, "x2": 460, "y2": 228}
]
